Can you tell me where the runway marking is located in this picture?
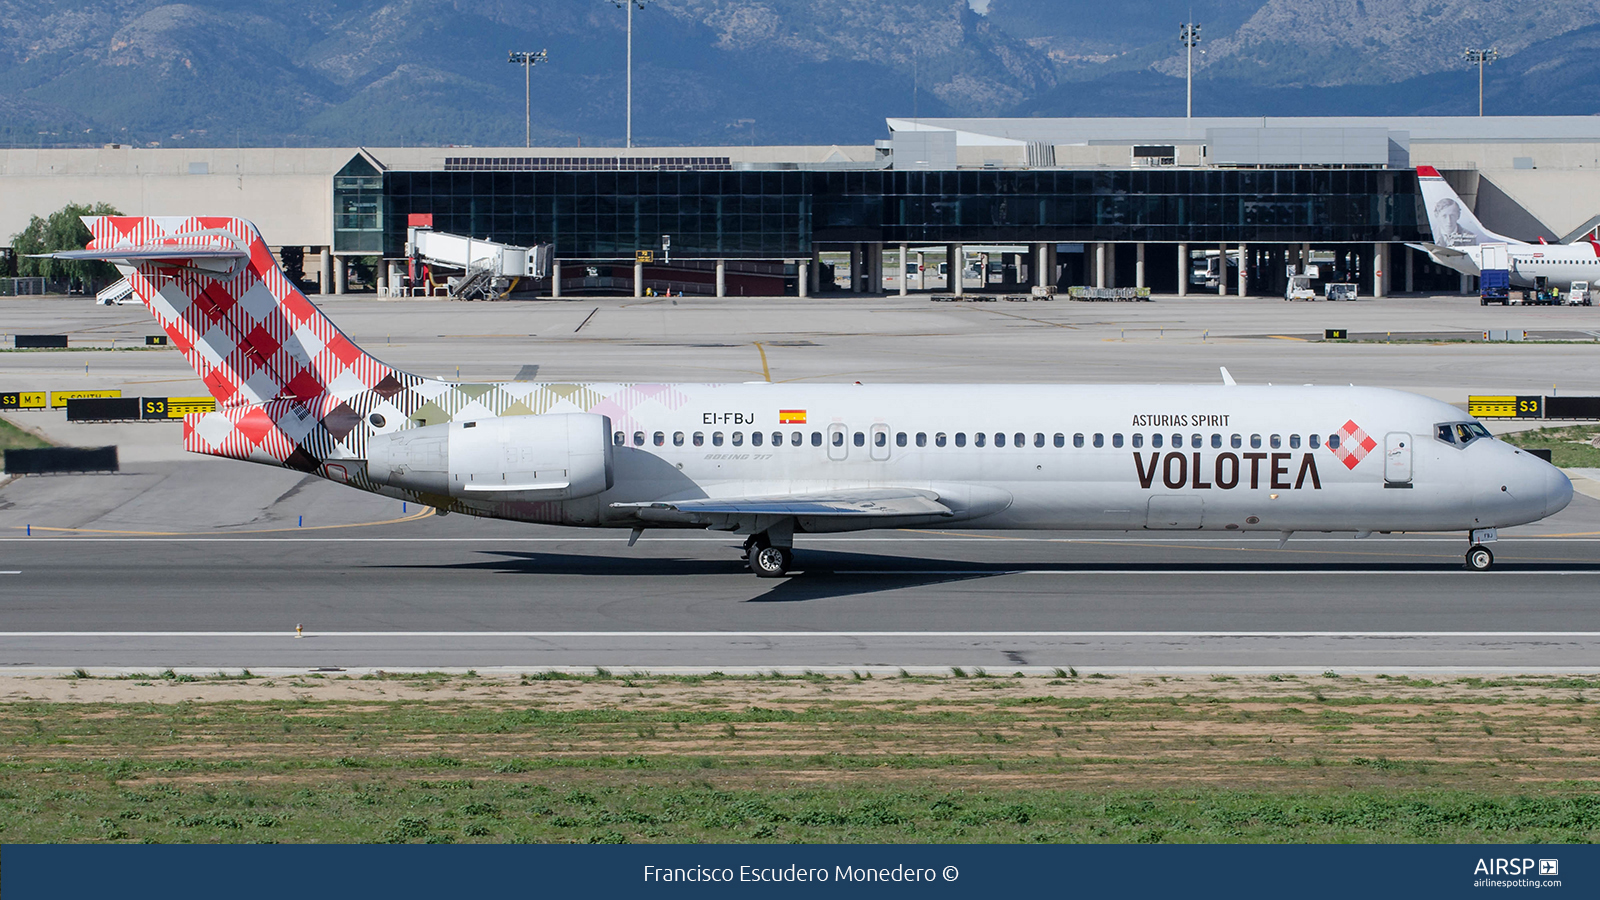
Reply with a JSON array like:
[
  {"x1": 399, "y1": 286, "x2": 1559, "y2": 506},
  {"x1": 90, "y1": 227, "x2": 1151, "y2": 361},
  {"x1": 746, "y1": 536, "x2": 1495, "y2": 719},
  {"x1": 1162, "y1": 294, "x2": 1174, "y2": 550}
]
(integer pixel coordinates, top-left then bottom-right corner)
[
  {"x1": 0, "y1": 571, "x2": 18, "y2": 574},
  {"x1": 2, "y1": 535, "x2": 1596, "y2": 544},
  {"x1": 844, "y1": 569, "x2": 1592, "y2": 576},
  {"x1": 2, "y1": 631, "x2": 1598, "y2": 638},
  {"x1": 754, "y1": 341, "x2": 771, "y2": 382},
  {"x1": 1268, "y1": 334, "x2": 1308, "y2": 341},
  {"x1": 7, "y1": 507, "x2": 434, "y2": 537}
]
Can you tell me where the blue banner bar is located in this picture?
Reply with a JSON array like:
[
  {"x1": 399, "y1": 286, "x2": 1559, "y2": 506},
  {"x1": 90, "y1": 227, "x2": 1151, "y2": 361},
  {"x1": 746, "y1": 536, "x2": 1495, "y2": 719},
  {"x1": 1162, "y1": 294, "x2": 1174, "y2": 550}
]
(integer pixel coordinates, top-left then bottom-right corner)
[{"x1": 2, "y1": 844, "x2": 1592, "y2": 899}]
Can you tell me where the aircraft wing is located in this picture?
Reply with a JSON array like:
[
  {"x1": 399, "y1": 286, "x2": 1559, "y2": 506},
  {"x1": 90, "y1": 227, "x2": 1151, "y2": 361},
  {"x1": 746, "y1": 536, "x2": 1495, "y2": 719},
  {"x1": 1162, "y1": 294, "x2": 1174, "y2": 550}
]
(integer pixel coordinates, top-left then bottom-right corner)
[{"x1": 613, "y1": 488, "x2": 953, "y2": 518}]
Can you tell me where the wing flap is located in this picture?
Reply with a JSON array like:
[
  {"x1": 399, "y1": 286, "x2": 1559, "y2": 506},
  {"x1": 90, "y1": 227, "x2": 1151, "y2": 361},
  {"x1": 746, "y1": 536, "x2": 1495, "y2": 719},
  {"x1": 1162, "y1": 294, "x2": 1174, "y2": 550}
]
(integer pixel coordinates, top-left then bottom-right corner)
[{"x1": 613, "y1": 488, "x2": 953, "y2": 518}]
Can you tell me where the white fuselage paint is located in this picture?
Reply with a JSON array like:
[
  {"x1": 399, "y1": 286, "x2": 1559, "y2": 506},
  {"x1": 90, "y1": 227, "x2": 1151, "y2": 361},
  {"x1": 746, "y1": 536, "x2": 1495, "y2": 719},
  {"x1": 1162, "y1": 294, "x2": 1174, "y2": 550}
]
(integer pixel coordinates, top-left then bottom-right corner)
[{"x1": 412, "y1": 383, "x2": 1571, "y2": 536}]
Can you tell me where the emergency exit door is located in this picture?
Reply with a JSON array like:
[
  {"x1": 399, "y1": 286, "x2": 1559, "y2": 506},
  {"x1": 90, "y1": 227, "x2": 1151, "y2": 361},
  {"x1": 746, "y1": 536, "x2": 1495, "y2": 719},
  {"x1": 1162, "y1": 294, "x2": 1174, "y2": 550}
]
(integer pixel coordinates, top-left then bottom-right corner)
[{"x1": 1384, "y1": 432, "x2": 1413, "y2": 486}]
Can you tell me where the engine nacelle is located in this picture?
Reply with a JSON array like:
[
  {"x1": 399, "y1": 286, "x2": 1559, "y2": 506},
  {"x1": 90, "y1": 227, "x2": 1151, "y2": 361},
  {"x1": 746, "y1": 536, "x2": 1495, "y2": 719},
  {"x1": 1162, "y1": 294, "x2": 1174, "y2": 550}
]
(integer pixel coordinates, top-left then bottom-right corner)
[{"x1": 365, "y1": 413, "x2": 613, "y2": 501}]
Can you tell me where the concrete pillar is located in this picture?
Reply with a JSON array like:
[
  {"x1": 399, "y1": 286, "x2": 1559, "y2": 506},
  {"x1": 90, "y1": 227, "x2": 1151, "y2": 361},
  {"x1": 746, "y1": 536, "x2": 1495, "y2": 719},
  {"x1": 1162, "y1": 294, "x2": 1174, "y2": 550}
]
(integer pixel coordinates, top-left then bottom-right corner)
[
  {"x1": 810, "y1": 250, "x2": 821, "y2": 295},
  {"x1": 551, "y1": 260, "x2": 562, "y2": 298},
  {"x1": 848, "y1": 245, "x2": 862, "y2": 293},
  {"x1": 1177, "y1": 243, "x2": 1188, "y2": 297},
  {"x1": 319, "y1": 247, "x2": 332, "y2": 296},
  {"x1": 375, "y1": 265, "x2": 387, "y2": 296},
  {"x1": 1460, "y1": 270, "x2": 1471, "y2": 295},
  {"x1": 899, "y1": 243, "x2": 909, "y2": 296},
  {"x1": 1135, "y1": 242, "x2": 1146, "y2": 290},
  {"x1": 1046, "y1": 243, "x2": 1058, "y2": 289},
  {"x1": 1237, "y1": 243, "x2": 1248, "y2": 297},
  {"x1": 1094, "y1": 242, "x2": 1106, "y2": 288},
  {"x1": 798, "y1": 259, "x2": 809, "y2": 298},
  {"x1": 1374, "y1": 242, "x2": 1387, "y2": 298},
  {"x1": 870, "y1": 243, "x2": 882, "y2": 294},
  {"x1": 634, "y1": 260, "x2": 644, "y2": 298},
  {"x1": 950, "y1": 244, "x2": 964, "y2": 296},
  {"x1": 715, "y1": 259, "x2": 726, "y2": 298},
  {"x1": 1217, "y1": 243, "x2": 1227, "y2": 294},
  {"x1": 1404, "y1": 247, "x2": 1414, "y2": 294},
  {"x1": 1301, "y1": 242, "x2": 1311, "y2": 275},
  {"x1": 334, "y1": 256, "x2": 346, "y2": 295}
]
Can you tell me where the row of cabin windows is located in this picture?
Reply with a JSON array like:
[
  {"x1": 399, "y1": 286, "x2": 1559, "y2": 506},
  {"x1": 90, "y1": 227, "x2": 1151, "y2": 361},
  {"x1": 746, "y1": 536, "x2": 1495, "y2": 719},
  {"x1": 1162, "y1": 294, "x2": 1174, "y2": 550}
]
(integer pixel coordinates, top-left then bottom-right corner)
[{"x1": 614, "y1": 430, "x2": 1345, "y2": 450}]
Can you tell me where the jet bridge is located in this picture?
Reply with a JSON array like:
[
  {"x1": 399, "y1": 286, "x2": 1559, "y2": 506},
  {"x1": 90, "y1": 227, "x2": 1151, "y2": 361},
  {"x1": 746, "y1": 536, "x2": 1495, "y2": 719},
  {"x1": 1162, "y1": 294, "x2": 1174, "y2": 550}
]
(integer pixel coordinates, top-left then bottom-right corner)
[{"x1": 406, "y1": 226, "x2": 551, "y2": 300}]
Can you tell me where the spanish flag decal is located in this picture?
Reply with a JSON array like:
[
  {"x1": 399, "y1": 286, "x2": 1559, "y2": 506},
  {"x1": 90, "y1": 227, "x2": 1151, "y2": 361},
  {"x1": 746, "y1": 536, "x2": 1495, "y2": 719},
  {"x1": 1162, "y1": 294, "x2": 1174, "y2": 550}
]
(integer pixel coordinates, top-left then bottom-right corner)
[{"x1": 778, "y1": 409, "x2": 807, "y2": 424}]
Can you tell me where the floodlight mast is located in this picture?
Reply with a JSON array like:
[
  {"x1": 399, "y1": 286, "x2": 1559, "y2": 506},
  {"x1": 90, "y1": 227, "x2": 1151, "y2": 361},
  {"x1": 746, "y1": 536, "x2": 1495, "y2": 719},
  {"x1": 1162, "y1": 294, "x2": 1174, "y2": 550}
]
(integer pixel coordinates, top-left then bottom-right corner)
[
  {"x1": 507, "y1": 50, "x2": 549, "y2": 148},
  {"x1": 1180, "y1": 23, "x2": 1201, "y2": 118},
  {"x1": 1463, "y1": 47, "x2": 1499, "y2": 117},
  {"x1": 613, "y1": 0, "x2": 648, "y2": 148}
]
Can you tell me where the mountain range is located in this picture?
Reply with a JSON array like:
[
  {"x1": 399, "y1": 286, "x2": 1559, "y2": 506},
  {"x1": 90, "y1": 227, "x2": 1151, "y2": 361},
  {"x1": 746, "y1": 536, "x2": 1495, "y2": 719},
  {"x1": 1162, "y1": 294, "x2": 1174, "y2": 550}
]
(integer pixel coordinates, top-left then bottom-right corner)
[{"x1": 1, "y1": 0, "x2": 1596, "y2": 150}]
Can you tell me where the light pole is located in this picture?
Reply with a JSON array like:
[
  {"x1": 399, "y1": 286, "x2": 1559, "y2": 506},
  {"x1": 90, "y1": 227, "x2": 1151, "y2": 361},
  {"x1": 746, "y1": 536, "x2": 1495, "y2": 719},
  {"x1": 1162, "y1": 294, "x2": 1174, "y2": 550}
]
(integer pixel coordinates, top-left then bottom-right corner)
[
  {"x1": 1180, "y1": 22, "x2": 1200, "y2": 118},
  {"x1": 613, "y1": 0, "x2": 647, "y2": 148},
  {"x1": 507, "y1": 50, "x2": 548, "y2": 148},
  {"x1": 1463, "y1": 47, "x2": 1498, "y2": 116}
]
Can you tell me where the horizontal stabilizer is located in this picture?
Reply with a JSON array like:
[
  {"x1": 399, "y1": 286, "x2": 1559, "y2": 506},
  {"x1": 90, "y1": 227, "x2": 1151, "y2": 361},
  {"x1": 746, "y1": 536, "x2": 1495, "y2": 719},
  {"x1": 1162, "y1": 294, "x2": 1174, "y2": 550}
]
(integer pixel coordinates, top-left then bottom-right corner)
[
  {"x1": 613, "y1": 488, "x2": 953, "y2": 518},
  {"x1": 36, "y1": 246, "x2": 248, "y2": 262}
]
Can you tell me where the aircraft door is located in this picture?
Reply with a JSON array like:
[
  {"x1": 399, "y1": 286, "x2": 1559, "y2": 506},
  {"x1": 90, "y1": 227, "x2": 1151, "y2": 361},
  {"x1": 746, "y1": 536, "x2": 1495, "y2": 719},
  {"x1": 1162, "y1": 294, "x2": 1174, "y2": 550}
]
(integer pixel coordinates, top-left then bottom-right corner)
[
  {"x1": 827, "y1": 423, "x2": 848, "y2": 461},
  {"x1": 870, "y1": 423, "x2": 891, "y2": 461},
  {"x1": 1384, "y1": 432, "x2": 1413, "y2": 485}
]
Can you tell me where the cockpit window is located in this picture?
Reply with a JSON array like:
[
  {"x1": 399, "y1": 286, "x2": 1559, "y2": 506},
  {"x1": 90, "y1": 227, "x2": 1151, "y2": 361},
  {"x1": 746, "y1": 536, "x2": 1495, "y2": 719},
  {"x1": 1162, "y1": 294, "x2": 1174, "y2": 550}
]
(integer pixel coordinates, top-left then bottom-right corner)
[{"x1": 1437, "y1": 421, "x2": 1494, "y2": 448}]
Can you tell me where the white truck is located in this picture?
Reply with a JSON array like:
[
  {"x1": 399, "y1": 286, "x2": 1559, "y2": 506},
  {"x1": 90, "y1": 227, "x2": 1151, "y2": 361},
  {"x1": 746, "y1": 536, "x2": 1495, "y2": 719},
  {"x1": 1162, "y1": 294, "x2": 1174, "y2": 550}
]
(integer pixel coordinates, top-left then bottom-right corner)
[{"x1": 1285, "y1": 274, "x2": 1317, "y2": 301}]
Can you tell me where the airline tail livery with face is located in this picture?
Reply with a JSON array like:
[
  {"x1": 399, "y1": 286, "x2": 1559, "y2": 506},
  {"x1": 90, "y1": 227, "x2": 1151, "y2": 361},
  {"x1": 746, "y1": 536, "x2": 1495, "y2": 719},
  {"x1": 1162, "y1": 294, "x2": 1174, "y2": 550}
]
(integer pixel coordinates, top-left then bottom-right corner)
[
  {"x1": 1416, "y1": 165, "x2": 1600, "y2": 289},
  {"x1": 51, "y1": 216, "x2": 1572, "y2": 575}
]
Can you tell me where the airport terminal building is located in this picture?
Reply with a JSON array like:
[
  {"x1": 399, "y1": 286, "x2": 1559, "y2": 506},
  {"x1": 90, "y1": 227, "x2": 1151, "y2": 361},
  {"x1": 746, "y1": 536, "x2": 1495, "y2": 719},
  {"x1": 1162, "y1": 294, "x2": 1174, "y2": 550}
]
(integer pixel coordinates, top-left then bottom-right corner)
[{"x1": 4, "y1": 116, "x2": 1599, "y2": 297}]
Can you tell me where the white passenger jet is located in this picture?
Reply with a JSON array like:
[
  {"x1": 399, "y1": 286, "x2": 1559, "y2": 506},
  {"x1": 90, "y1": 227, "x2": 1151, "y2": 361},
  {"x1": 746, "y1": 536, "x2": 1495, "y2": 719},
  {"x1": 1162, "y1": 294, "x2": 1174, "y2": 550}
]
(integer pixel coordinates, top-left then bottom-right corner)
[
  {"x1": 46, "y1": 216, "x2": 1572, "y2": 575},
  {"x1": 1415, "y1": 165, "x2": 1600, "y2": 291}
]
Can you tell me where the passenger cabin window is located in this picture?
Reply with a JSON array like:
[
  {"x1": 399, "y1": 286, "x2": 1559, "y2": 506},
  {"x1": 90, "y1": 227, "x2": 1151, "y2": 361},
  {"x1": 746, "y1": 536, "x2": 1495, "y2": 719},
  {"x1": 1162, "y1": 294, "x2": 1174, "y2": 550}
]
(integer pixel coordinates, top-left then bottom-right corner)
[
  {"x1": 1093, "y1": 433, "x2": 1104, "y2": 448},
  {"x1": 731, "y1": 432, "x2": 743, "y2": 446},
  {"x1": 874, "y1": 431, "x2": 887, "y2": 448},
  {"x1": 713, "y1": 432, "x2": 724, "y2": 446},
  {"x1": 1152, "y1": 434, "x2": 1163, "y2": 449},
  {"x1": 1191, "y1": 434, "x2": 1201, "y2": 447},
  {"x1": 812, "y1": 432, "x2": 823, "y2": 446},
  {"x1": 1211, "y1": 434, "x2": 1222, "y2": 449},
  {"x1": 772, "y1": 432, "x2": 783, "y2": 446},
  {"x1": 654, "y1": 432, "x2": 665, "y2": 446},
  {"x1": 673, "y1": 432, "x2": 685, "y2": 446},
  {"x1": 1034, "y1": 433, "x2": 1045, "y2": 448},
  {"x1": 896, "y1": 432, "x2": 907, "y2": 447},
  {"x1": 614, "y1": 431, "x2": 625, "y2": 446},
  {"x1": 993, "y1": 433, "x2": 1004, "y2": 447},
  {"x1": 975, "y1": 433, "x2": 987, "y2": 447},
  {"x1": 1309, "y1": 433, "x2": 1321, "y2": 449},
  {"x1": 633, "y1": 432, "x2": 645, "y2": 446},
  {"x1": 694, "y1": 432, "x2": 705, "y2": 446},
  {"x1": 751, "y1": 431, "x2": 763, "y2": 447},
  {"x1": 1132, "y1": 433, "x2": 1144, "y2": 448},
  {"x1": 1328, "y1": 434, "x2": 1341, "y2": 449},
  {"x1": 1250, "y1": 434, "x2": 1263, "y2": 449},
  {"x1": 792, "y1": 431, "x2": 803, "y2": 445},
  {"x1": 1054, "y1": 433, "x2": 1065, "y2": 448},
  {"x1": 1015, "y1": 432, "x2": 1026, "y2": 448},
  {"x1": 936, "y1": 432, "x2": 947, "y2": 447},
  {"x1": 1270, "y1": 434, "x2": 1282, "y2": 449},
  {"x1": 1171, "y1": 434, "x2": 1183, "y2": 449},
  {"x1": 1231, "y1": 434, "x2": 1242, "y2": 449},
  {"x1": 1289, "y1": 434, "x2": 1301, "y2": 449},
  {"x1": 853, "y1": 432, "x2": 865, "y2": 447},
  {"x1": 916, "y1": 433, "x2": 927, "y2": 447},
  {"x1": 955, "y1": 433, "x2": 967, "y2": 447},
  {"x1": 1112, "y1": 433, "x2": 1124, "y2": 448},
  {"x1": 832, "y1": 431, "x2": 844, "y2": 447},
  {"x1": 1073, "y1": 433, "x2": 1084, "y2": 448}
]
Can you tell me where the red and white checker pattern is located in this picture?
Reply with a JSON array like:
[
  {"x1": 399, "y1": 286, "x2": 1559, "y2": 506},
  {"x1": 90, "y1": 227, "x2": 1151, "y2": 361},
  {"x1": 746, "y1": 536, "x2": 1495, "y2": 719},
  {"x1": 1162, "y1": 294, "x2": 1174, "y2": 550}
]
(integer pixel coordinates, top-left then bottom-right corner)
[
  {"x1": 87, "y1": 216, "x2": 394, "y2": 410},
  {"x1": 1331, "y1": 419, "x2": 1377, "y2": 470}
]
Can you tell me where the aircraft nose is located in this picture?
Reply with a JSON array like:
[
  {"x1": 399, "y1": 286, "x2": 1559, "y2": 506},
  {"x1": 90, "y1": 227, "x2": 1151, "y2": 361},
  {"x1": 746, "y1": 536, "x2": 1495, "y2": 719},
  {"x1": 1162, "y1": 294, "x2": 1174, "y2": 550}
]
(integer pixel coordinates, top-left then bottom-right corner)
[{"x1": 1544, "y1": 463, "x2": 1574, "y2": 518}]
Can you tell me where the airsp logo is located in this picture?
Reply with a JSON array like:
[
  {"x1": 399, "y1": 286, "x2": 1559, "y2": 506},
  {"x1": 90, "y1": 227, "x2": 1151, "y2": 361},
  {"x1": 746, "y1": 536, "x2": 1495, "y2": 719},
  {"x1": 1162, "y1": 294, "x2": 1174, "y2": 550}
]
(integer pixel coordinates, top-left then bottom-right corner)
[
  {"x1": 1540, "y1": 860, "x2": 1559, "y2": 877},
  {"x1": 1473, "y1": 859, "x2": 1544, "y2": 876}
]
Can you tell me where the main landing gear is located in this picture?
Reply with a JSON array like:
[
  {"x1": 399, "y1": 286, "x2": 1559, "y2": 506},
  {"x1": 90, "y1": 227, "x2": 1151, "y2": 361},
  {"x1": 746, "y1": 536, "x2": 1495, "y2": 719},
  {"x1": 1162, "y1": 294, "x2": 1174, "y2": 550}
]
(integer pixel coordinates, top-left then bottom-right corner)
[
  {"x1": 1465, "y1": 545, "x2": 1494, "y2": 571},
  {"x1": 741, "y1": 532, "x2": 793, "y2": 578}
]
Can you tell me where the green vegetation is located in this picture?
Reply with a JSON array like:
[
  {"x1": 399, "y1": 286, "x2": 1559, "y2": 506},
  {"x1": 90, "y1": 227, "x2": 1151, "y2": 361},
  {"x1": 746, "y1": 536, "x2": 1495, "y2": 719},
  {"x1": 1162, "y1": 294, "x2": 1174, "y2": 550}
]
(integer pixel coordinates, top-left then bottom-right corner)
[
  {"x1": 1502, "y1": 425, "x2": 1600, "y2": 469},
  {"x1": 0, "y1": 672, "x2": 1597, "y2": 843},
  {"x1": 10, "y1": 202, "x2": 123, "y2": 283},
  {"x1": 0, "y1": 416, "x2": 51, "y2": 451}
]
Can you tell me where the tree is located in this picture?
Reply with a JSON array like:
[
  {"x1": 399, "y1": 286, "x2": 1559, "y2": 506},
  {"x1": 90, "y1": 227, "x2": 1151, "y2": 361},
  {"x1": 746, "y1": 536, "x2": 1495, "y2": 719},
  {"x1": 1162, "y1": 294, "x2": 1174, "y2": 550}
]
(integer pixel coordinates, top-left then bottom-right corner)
[{"x1": 12, "y1": 202, "x2": 123, "y2": 284}]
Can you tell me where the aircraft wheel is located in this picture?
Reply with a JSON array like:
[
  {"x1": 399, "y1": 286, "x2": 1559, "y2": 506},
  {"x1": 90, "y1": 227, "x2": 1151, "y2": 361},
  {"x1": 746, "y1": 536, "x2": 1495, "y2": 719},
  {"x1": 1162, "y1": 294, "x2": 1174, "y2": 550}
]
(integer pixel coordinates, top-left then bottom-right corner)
[
  {"x1": 750, "y1": 545, "x2": 792, "y2": 578},
  {"x1": 1465, "y1": 545, "x2": 1494, "y2": 571}
]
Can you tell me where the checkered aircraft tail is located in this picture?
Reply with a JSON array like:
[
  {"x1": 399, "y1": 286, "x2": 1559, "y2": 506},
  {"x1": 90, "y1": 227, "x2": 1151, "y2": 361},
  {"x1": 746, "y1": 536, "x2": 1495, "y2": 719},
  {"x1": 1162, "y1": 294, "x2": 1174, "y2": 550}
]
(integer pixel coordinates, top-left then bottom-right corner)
[{"x1": 58, "y1": 216, "x2": 425, "y2": 471}]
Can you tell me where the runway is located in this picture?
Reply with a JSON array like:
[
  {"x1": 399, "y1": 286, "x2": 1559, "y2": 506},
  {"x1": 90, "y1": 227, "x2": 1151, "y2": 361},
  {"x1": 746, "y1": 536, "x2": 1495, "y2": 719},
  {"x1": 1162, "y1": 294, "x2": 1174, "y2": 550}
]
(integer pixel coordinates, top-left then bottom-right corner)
[{"x1": 3, "y1": 525, "x2": 1599, "y2": 669}]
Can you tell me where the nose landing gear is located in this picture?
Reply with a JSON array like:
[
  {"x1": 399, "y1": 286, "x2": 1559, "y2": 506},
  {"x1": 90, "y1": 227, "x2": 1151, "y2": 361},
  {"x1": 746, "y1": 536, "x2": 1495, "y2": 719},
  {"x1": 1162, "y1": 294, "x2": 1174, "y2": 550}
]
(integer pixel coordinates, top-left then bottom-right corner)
[{"x1": 1465, "y1": 545, "x2": 1494, "y2": 571}]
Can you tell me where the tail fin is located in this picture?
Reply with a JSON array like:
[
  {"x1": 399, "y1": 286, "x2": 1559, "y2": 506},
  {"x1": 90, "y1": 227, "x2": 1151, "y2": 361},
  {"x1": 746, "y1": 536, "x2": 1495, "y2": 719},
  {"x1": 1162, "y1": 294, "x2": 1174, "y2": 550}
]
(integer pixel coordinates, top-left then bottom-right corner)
[
  {"x1": 55, "y1": 216, "x2": 425, "y2": 471},
  {"x1": 1416, "y1": 166, "x2": 1517, "y2": 248},
  {"x1": 76, "y1": 216, "x2": 410, "y2": 406}
]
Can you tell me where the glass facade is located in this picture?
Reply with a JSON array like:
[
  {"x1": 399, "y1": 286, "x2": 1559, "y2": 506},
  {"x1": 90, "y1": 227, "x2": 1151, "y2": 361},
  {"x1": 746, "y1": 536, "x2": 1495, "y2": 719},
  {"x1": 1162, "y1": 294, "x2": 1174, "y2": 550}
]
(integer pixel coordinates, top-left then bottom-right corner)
[
  {"x1": 333, "y1": 154, "x2": 384, "y2": 253},
  {"x1": 379, "y1": 167, "x2": 1424, "y2": 259}
]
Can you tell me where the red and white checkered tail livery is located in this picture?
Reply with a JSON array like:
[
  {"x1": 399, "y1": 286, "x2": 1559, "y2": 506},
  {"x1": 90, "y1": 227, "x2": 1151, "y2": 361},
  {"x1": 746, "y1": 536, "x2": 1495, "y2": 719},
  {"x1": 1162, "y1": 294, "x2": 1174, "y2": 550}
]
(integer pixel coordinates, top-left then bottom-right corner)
[{"x1": 83, "y1": 216, "x2": 401, "y2": 408}]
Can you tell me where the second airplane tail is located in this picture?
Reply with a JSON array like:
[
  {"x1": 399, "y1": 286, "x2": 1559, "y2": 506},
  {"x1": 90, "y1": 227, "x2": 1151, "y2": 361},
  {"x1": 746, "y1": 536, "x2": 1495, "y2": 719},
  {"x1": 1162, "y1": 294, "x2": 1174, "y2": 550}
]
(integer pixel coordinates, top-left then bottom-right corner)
[{"x1": 1416, "y1": 166, "x2": 1516, "y2": 249}]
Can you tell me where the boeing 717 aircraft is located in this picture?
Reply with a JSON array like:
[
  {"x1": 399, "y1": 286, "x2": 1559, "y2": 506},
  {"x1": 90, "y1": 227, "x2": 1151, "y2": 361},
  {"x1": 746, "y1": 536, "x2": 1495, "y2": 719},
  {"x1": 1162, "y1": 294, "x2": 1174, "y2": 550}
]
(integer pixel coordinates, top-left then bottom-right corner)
[
  {"x1": 47, "y1": 216, "x2": 1572, "y2": 575},
  {"x1": 1416, "y1": 165, "x2": 1600, "y2": 291}
]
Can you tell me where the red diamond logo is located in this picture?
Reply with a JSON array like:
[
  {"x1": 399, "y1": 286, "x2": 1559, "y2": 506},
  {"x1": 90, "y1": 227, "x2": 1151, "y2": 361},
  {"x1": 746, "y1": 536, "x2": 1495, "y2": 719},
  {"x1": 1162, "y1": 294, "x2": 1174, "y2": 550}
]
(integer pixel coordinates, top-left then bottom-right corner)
[
  {"x1": 1332, "y1": 419, "x2": 1377, "y2": 470},
  {"x1": 234, "y1": 407, "x2": 274, "y2": 445}
]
